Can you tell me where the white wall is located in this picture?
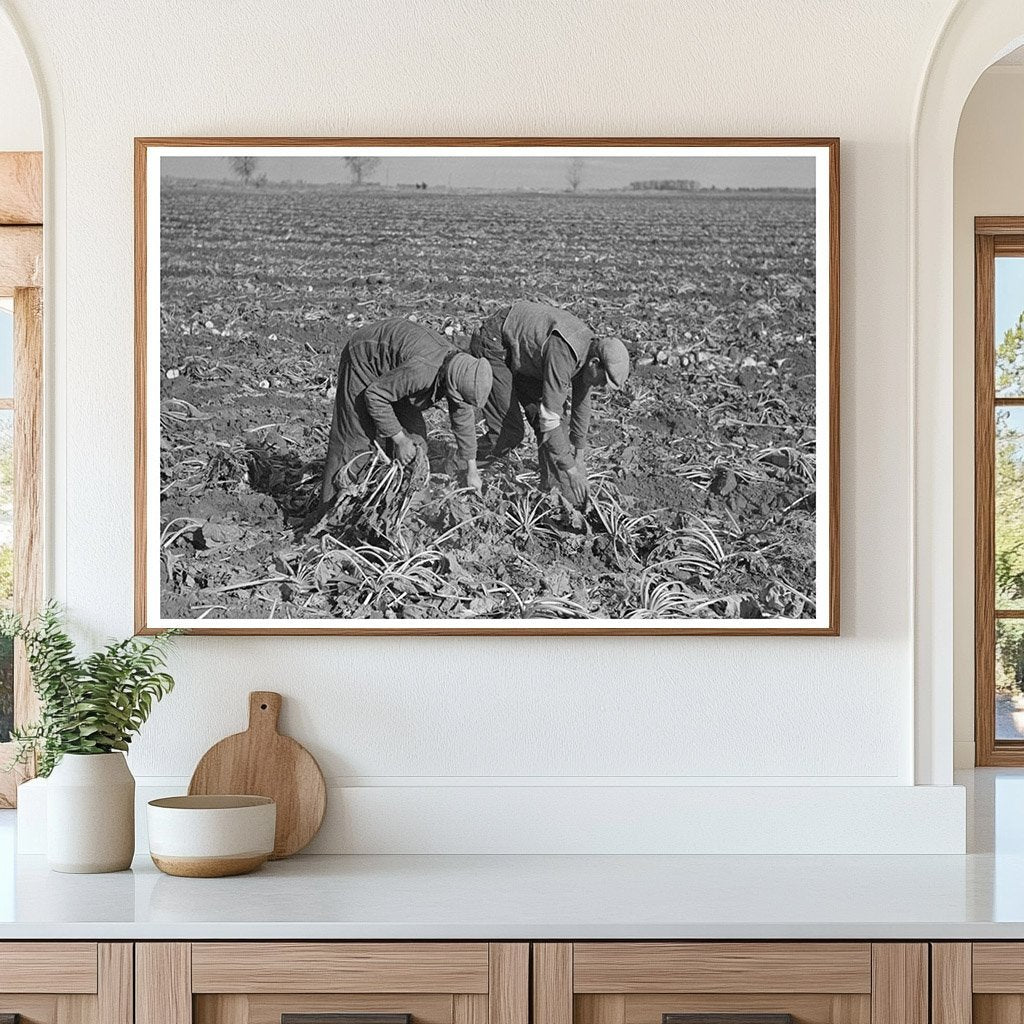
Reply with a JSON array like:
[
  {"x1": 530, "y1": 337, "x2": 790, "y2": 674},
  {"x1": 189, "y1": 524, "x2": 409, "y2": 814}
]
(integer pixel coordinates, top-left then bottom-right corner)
[
  {"x1": 952, "y1": 65, "x2": 1024, "y2": 767},
  {"x1": 2, "y1": 0, "x2": 973, "y2": 851},
  {"x1": 0, "y1": 11, "x2": 39, "y2": 151}
]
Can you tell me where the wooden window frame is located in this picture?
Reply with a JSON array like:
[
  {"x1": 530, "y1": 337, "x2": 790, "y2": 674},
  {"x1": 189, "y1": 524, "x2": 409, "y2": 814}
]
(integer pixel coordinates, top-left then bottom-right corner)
[{"x1": 0, "y1": 151, "x2": 43, "y2": 806}]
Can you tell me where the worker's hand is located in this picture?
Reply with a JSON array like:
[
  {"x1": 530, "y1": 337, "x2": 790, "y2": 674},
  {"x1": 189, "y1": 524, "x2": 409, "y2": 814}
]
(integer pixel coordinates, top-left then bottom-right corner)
[
  {"x1": 392, "y1": 431, "x2": 418, "y2": 466},
  {"x1": 465, "y1": 463, "x2": 483, "y2": 493},
  {"x1": 562, "y1": 466, "x2": 589, "y2": 506}
]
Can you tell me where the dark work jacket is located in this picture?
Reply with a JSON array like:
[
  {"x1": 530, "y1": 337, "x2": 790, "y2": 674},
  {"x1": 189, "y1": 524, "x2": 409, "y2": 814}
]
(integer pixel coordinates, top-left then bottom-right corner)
[
  {"x1": 346, "y1": 319, "x2": 476, "y2": 457},
  {"x1": 500, "y1": 301, "x2": 596, "y2": 457}
]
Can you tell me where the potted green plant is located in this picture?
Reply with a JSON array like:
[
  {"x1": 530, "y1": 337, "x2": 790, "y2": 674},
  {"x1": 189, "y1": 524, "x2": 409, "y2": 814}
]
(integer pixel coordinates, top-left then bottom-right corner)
[{"x1": 2, "y1": 604, "x2": 177, "y2": 873}]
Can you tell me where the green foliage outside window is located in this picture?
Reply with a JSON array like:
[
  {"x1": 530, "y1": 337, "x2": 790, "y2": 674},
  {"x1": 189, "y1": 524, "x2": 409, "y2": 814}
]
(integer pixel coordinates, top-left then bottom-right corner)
[{"x1": 996, "y1": 311, "x2": 1024, "y2": 693}]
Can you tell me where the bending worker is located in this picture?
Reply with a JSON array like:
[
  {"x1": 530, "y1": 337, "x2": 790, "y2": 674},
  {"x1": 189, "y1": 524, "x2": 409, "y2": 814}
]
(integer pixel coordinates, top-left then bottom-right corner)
[
  {"x1": 469, "y1": 300, "x2": 630, "y2": 505},
  {"x1": 321, "y1": 317, "x2": 493, "y2": 502}
]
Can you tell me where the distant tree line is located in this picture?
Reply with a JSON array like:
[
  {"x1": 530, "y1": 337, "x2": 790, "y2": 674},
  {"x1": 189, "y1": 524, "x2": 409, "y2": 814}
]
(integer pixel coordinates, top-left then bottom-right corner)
[{"x1": 629, "y1": 179, "x2": 699, "y2": 191}]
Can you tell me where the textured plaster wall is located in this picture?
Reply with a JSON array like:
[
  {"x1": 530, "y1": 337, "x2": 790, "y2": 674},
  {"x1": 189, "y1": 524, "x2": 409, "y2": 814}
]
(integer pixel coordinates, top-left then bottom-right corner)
[{"x1": 1, "y1": 0, "x2": 958, "y2": 794}]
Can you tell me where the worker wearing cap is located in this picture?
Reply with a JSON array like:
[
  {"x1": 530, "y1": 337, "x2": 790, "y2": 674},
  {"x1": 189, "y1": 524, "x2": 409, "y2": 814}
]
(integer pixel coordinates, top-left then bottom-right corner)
[
  {"x1": 470, "y1": 300, "x2": 630, "y2": 505},
  {"x1": 321, "y1": 317, "x2": 493, "y2": 502}
]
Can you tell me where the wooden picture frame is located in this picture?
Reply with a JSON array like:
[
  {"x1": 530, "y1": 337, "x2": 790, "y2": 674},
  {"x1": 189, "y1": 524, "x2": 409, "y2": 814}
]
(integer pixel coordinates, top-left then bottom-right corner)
[{"x1": 135, "y1": 137, "x2": 840, "y2": 636}]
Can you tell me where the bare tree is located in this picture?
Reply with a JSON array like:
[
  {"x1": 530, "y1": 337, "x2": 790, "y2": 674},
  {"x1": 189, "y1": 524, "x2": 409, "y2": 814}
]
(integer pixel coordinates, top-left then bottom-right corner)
[
  {"x1": 344, "y1": 156, "x2": 381, "y2": 186},
  {"x1": 228, "y1": 156, "x2": 258, "y2": 186},
  {"x1": 566, "y1": 157, "x2": 584, "y2": 192}
]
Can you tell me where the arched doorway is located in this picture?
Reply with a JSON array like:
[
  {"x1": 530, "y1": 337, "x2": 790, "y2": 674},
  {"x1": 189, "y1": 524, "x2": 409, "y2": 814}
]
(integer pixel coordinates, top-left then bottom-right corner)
[{"x1": 914, "y1": 1, "x2": 1024, "y2": 785}]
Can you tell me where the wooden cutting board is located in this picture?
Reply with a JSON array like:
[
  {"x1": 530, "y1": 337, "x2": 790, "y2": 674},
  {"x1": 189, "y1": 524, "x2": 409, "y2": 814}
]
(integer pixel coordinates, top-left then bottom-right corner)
[{"x1": 188, "y1": 691, "x2": 326, "y2": 859}]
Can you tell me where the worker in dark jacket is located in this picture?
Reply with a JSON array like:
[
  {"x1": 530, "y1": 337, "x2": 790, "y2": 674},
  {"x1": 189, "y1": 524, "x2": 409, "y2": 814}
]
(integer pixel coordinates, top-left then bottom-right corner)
[
  {"x1": 469, "y1": 301, "x2": 630, "y2": 504},
  {"x1": 321, "y1": 318, "x2": 493, "y2": 502}
]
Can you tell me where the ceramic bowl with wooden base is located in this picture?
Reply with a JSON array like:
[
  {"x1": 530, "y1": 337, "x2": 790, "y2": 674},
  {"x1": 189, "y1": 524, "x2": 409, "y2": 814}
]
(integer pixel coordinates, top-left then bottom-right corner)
[{"x1": 147, "y1": 795, "x2": 276, "y2": 877}]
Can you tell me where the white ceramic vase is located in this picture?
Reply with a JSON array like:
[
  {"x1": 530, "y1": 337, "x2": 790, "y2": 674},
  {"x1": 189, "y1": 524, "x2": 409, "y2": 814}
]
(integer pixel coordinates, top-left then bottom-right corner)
[{"x1": 46, "y1": 752, "x2": 135, "y2": 873}]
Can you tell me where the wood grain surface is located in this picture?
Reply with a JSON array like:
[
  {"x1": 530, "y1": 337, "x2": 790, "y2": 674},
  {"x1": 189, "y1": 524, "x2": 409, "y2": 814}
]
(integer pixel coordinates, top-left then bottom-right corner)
[
  {"x1": 188, "y1": 691, "x2": 326, "y2": 858},
  {"x1": 972, "y1": 943, "x2": 1024, "y2": 992},
  {"x1": 0, "y1": 153, "x2": 42, "y2": 225},
  {"x1": 534, "y1": 944, "x2": 572, "y2": 1024},
  {"x1": 573, "y1": 943, "x2": 871, "y2": 994},
  {"x1": 13, "y1": 286, "x2": 42, "y2": 719},
  {"x1": 136, "y1": 944, "x2": 192, "y2": 1024},
  {"x1": 98, "y1": 945, "x2": 133, "y2": 1024},
  {"x1": 0, "y1": 226, "x2": 41, "y2": 295},
  {"x1": 453, "y1": 995, "x2": 488, "y2": 1024},
  {"x1": 0, "y1": 943, "x2": 97, "y2": 994},
  {"x1": 191, "y1": 942, "x2": 489, "y2": 994},
  {"x1": 488, "y1": 944, "x2": 529, "y2": 1024},
  {"x1": 869, "y1": 945, "x2": 927, "y2": 1024},
  {"x1": 930, "y1": 944, "x2": 971, "y2": 1024}
]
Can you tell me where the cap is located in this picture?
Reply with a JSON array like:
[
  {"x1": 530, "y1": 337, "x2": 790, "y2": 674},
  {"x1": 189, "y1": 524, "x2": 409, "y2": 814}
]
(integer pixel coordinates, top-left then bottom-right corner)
[
  {"x1": 594, "y1": 336, "x2": 630, "y2": 388},
  {"x1": 445, "y1": 352, "x2": 494, "y2": 407}
]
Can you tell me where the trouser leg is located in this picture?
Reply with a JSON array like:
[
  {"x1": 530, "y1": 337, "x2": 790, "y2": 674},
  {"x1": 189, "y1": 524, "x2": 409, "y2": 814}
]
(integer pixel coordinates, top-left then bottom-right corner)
[
  {"x1": 519, "y1": 378, "x2": 574, "y2": 495},
  {"x1": 321, "y1": 356, "x2": 375, "y2": 503}
]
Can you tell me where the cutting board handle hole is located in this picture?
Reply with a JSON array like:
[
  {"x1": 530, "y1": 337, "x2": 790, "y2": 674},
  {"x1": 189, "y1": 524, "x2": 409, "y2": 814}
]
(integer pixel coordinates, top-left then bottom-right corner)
[{"x1": 260, "y1": 703, "x2": 268, "y2": 710}]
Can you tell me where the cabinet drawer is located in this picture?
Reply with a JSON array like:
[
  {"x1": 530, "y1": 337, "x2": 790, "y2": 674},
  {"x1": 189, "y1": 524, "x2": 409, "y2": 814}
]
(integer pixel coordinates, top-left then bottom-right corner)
[
  {"x1": 139, "y1": 943, "x2": 528, "y2": 1024},
  {"x1": 534, "y1": 944, "x2": 925, "y2": 1024}
]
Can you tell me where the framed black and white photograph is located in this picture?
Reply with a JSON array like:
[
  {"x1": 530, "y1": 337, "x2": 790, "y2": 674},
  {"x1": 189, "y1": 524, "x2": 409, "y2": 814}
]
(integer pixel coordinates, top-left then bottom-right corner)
[{"x1": 135, "y1": 137, "x2": 839, "y2": 635}]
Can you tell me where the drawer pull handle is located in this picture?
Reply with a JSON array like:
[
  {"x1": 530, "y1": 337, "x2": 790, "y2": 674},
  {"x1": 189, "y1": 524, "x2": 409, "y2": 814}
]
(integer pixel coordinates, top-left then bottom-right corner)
[
  {"x1": 0, "y1": 1016, "x2": 21, "y2": 1024},
  {"x1": 664, "y1": 1016, "x2": 794, "y2": 1024},
  {"x1": 283, "y1": 1015, "x2": 411, "y2": 1024}
]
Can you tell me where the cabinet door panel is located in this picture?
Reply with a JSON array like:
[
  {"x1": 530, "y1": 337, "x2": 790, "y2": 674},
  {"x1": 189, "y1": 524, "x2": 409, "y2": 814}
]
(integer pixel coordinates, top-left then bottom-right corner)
[
  {"x1": 142, "y1": 943, "x2": 526, "y2": 1024},
  {"x1": 0, "y1": 943, "x2": 129, "y2": 1024}
]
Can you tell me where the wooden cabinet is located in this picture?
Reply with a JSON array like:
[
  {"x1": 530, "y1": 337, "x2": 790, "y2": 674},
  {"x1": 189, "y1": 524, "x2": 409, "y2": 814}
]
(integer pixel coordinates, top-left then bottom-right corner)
[
  {"x1": 0, "y1": 938, "x2": 958, "y2": 1024},
  {"x1": 932, "y1": 943, "x2": 1024, "y2": 1024},
  {"x1": 0, "y1": 943, "x2": 132, "y2": 1024},
  {"x1": 532, "y1": 944, "x2": 928, "y2": 1024},
  {"x1": 136, "y1": 944, "x2": 528, "y2": 1024}
]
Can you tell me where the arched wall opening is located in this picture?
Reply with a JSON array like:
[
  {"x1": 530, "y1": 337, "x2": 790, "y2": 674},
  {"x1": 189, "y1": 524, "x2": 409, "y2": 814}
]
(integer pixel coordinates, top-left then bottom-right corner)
[
  {"x1": 952, "y1": 48, "x2": 1024, "y2": 768},
  {"x1": 914, "y1": 1, "x2": 1024, "y2": 785}
]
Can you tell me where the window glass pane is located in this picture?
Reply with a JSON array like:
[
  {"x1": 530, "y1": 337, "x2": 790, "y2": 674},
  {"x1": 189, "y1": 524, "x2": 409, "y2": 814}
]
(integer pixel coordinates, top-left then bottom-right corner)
[
  {"x1": 0, "y1": 409, "x2": 11, "y2": 742},
  {"x1": 996, "y1": 256, "x2": 1024, "y2": 397},
  {"x1": 998, "y1": 620, "x2": 1024, "y2": 740},
  {"x1": 997, "y1": 407, "x2": 1024, "y2": 610}
]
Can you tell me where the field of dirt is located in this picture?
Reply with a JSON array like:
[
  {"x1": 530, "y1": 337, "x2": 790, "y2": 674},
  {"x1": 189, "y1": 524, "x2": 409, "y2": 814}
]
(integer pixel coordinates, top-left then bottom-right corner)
[{"x1": 158, "y1": 180, "x2": 818, "y2": 621}]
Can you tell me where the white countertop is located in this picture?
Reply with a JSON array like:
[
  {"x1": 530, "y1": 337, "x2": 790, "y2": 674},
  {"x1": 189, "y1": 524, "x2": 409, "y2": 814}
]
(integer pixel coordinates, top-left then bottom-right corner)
[
  {"x1": 0, "y1": 849, "x2": 1021, "y2": 940},
  {"x1": 0, "y1": 769, "x2": 1021, "y2": 941}
]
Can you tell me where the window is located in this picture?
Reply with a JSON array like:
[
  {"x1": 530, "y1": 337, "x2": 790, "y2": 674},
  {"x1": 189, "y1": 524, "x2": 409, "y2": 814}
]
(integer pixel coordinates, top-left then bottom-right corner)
[
  {"x1": 0, "y1": 149, "x2": 43, "y2": 806},
  {"x1": 975, "y1": 219, "x2": 1024, "y2": 764}
]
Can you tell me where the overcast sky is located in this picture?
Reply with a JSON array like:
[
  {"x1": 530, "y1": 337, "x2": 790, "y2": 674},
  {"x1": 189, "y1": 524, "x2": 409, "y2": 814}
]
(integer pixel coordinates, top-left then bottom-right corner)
[{"x1": 162, "y1": 154, "x2": 815, "y2": 190}]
